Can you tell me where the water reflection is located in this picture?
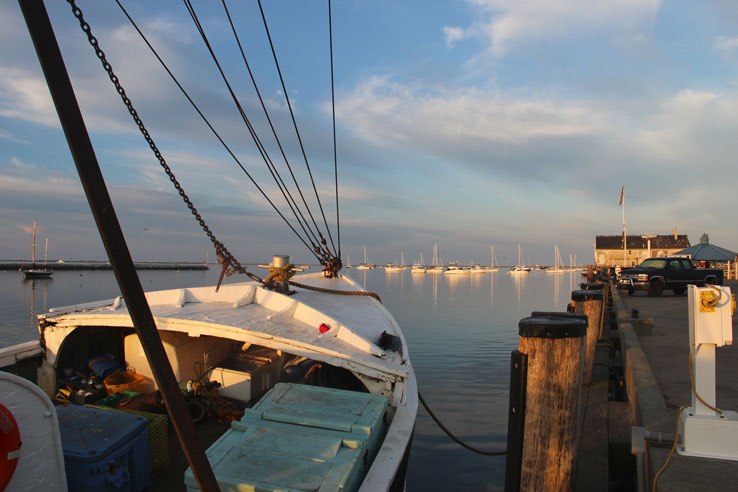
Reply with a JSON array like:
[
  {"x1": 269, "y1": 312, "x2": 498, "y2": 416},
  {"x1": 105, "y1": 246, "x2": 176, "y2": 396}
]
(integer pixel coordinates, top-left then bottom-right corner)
[{"x1": 25, "y1": 278, "x2": 50, "y2": 330}]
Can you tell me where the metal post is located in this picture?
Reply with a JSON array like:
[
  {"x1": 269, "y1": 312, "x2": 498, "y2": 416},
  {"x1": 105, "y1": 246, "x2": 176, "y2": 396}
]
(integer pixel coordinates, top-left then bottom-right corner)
[
  {"x1": 504, "y1": 350, "x2": 528, "y2": 492},
  {"x1": 18, "y1": 1, "x2": 219, "y2": 490},
  {"x1": 272, "y1": 255, "x2": 291, "y2": 293}
]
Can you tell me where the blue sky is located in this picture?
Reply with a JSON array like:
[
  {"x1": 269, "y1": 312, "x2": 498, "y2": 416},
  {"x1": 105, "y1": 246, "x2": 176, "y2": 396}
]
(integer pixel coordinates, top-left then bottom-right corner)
[{"x1": 2, "y1": 0, "x2": 738, "y2": 267}]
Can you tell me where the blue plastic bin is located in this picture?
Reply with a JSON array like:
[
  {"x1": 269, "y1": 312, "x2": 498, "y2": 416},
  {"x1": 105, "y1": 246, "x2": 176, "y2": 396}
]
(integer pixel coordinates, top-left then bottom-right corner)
[{"x1": 57, "y1": 405, "x2": 151, "y2": 492}]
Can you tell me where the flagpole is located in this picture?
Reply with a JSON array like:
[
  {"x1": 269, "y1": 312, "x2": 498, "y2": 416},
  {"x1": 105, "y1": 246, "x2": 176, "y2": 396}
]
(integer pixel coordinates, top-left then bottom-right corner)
[{"x1": 622, "y1": 186, "x2": 627, "y2": 267}]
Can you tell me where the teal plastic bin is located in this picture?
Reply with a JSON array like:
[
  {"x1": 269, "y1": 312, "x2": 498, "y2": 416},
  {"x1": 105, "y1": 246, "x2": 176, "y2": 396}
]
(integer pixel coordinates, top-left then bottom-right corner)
[
  {"x1": 245, "y1": 383, "x2": 388, "y2": 460},
  {"x1": 185, "y1": 383, "x2": 388, "y2": 492}
]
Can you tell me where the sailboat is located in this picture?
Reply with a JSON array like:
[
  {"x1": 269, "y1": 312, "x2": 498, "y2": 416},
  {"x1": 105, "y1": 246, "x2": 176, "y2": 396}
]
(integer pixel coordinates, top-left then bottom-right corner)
[
  {"x1": 426, "y1": 244, "x2": 445, "y2": 273},
  {"x1": 508, "y1": 244, "x2": 530, "y2": 274},
  {"x1": 489, "y1": 245, "x2": 499, "y2": 272},
  {"x1": 545, "y1": 245, "x2": 566, "y2": 273},
  {"x1": 4, "y1": 3, "x2": 416, "y2": 492},
  {"x1": 385, "y1": 252, "x2": 405, "y2": 272},
  {"x1": 411, "y1": 252, "x2": 426, "y2": 273},
  {"x1": 22, "y1": 221, "x2": 53, "y2": 279},
  {"x1": 355, "y1": 245, "x2": 375, "y2": 269}
]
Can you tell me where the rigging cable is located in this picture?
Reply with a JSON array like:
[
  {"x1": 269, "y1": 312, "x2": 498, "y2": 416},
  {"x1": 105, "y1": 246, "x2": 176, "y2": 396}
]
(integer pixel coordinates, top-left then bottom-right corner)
[
  {"x1": 328, "y1": 0, "x2": 341, "y2": 259},
  {"x1": 218, "y1": 0, "x2": 334, "y2": 260},
  {"x1": 256, "y1": 0, "x2": 338, "y2": 257},
  {"x1": 181, "y1": 0, "x2": 331, "y2": 262},
  {"x1": 113, "y1": 0, "x2": 322, "y2": 262},
  {"x1": 67, "y1": 0, "x2": 264, "y2": 282}
]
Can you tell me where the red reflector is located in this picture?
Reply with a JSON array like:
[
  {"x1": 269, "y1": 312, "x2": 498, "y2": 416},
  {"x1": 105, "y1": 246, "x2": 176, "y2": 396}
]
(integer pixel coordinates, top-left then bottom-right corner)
[{"x1": 319, "y1": 323, "x2": 330, "y2": 333}]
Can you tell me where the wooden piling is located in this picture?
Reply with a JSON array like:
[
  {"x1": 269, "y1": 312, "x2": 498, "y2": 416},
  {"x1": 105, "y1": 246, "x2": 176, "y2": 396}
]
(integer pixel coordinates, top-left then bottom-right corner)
[
  {"x1": 517, "y1": 316, "x2": 587, "y2": 492},
  {"x1": 571, "y1": 289, "x2": 604, "y2": 387}
]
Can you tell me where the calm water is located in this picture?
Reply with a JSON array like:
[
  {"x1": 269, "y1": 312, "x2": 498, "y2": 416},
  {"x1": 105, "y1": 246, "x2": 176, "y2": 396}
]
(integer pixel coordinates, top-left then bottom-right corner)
[{"x1": 0, "y1": 267, "x2": 584, "y2": 491}]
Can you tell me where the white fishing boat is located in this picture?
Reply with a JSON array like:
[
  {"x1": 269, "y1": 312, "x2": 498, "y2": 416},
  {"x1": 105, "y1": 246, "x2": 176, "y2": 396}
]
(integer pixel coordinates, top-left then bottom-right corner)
[
  {"x1": 21, "y1": 222, "x2": 53, "y2": 279},
  {"x1": 1, "y1": 266, "x2": 417, "y2": 492},
  {"x1": 508, "y1": 245, "x2": 530, "y2": 274},
  {"x1": 4, "y1": 3, "x2": 417, "y2": 491}
]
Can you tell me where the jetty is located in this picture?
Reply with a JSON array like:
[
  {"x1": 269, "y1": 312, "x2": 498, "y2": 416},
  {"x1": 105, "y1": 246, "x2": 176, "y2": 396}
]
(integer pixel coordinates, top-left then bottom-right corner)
[
  {"x1": 611, "y1": 278, "x2": 738, "y2": 491},
  {"x1": 0, "y1": 261, "x2": 208, "y2": 271},
  {"x1": 504, "y1": 272, "x2": 738, "y2": 491}
]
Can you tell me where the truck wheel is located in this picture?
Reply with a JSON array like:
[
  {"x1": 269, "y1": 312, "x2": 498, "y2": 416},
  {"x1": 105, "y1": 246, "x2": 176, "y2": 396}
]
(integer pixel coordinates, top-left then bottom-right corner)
[
  {"x1": 706, "y1": 276, "x2": 721, "y2": 286},
  {"x1": 673, "y1": 288, "x2": 685, "y2": 296},
  {"x1": 627, "y1": 288, "x2": 635, "y2": 296},
  {"x1": 648, "y1": 280, "x2": 664, "y2": 297}
]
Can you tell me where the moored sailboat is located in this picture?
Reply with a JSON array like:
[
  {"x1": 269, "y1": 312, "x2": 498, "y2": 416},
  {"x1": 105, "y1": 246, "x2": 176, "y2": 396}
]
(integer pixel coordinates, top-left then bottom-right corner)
[
  {"x1": 21, "y1": 222, "x2": 53, "y2": 279},
  {"x1": 508, "y1": 244, "x2": 530, "y2": 274}
]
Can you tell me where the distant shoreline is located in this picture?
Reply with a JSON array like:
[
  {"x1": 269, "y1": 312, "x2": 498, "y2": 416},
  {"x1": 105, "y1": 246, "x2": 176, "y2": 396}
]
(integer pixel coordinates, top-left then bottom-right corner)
[{"x1": 0, "y1": 261, "x2": 209, "y2": 271}]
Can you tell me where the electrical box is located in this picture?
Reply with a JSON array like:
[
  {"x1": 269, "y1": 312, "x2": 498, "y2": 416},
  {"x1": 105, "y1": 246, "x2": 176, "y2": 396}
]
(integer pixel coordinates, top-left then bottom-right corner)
[{"x1": 688, "y1": 285, "x2": 733, "y2": 346}]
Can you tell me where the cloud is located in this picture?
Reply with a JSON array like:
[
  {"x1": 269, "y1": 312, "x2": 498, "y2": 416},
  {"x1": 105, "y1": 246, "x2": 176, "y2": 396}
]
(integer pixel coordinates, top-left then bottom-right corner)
[
  {"x1": 714, "y1": 36, "x2": 738, "y2": 54},
  {"x1": 443, "y1": 26, "x2": 466, "y2": 48},
  {"x1": 0, "y1": 67, "x2": 59, "y2": 127},
  {"x1": 337, "y1": 75, "x2": 608, "y2": 147},
  {"x1": 446, "y1": 0, "x2": 662, "y2": 57}
]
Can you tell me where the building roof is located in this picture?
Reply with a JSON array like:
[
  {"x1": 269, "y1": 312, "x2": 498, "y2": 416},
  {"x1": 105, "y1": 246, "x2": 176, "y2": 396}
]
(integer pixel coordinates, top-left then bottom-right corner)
[
  {"x1": 674, "y1": 233, "x2": 738, "y2": 262},
  {"x1": 595, "y1": 234, "x2": 690, "y2": 250}
]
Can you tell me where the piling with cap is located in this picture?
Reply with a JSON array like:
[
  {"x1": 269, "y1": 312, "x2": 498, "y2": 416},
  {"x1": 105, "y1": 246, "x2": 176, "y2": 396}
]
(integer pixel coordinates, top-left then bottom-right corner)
[
  {"x1": 516, "y1": 315, "x2": 587, "y2": 492},
  {"x1": 571, "y1": 289, "x2": 604, "y2": 387}
]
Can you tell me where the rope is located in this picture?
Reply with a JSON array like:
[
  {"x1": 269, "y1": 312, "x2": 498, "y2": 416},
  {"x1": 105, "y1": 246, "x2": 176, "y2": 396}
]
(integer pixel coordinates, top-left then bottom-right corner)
[
  {"x1": 289, "y1": 280, "x2": 382, "y2": 303},
  {"x1": 256, "y1": 0, "x2": 337, "y2": 256},
  {"x1": 418, "y1": 391, "x2": 506, "y2": 456},
  {"x1": 328, "y1": 0, "x2": 341, "y2": 260}
]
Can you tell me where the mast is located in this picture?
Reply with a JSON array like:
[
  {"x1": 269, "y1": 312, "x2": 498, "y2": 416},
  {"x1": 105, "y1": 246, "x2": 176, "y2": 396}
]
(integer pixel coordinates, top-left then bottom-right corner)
[
  {"x1": 18, "y1": 2, "x2": 219, "y2": 489},
  {"x1": 44, "y1": 237, "x2": 49, "y2": 267},
  {"x1": 31, "y1": 221, "x2": 37, "y2": 265},
  {"x1": 621, "y1": 185, "x2": 627, "y2": 267}
]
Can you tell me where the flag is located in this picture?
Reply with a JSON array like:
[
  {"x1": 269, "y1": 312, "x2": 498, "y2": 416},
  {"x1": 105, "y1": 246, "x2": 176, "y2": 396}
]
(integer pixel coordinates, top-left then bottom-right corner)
[{"x1": 619, "y1": 185, "x2": 624, "y2": 206}]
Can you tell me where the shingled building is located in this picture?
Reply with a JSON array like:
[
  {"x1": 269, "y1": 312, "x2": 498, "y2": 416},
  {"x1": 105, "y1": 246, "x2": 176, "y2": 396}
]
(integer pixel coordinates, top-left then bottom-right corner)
[{"x1": 595, "y1": 228, "x2": 690, "y2": 268}]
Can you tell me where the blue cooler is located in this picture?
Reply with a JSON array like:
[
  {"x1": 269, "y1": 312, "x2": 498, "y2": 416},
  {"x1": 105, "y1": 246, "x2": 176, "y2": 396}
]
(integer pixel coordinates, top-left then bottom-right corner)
[{"x1": 57, "y1": 405, "x2": 151, "y2": 492}]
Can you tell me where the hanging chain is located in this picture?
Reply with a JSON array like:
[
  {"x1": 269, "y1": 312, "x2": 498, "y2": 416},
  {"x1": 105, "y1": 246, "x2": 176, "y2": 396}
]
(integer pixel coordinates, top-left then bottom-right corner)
[{"x1": 66, "y1": 0, "x2": 262, "y2": 284}]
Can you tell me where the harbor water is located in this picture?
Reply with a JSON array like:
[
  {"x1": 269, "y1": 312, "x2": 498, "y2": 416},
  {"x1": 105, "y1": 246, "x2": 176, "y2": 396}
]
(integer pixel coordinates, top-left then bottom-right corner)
[{"x1": 0, "y1": 267, "x2": 585, "y2": 491}]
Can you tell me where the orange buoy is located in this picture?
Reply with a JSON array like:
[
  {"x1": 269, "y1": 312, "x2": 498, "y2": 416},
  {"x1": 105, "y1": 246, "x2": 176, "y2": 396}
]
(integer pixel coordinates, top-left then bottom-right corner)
[{"x1": 0, "y1": 403, "x2": 21, "y2": 492}]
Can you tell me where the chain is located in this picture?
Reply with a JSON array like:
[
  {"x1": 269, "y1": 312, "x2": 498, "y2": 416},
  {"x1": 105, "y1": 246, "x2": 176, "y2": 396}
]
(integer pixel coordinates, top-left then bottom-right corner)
[{"x1": 66, "y1": 0, "x2": 262, "y2": 284}]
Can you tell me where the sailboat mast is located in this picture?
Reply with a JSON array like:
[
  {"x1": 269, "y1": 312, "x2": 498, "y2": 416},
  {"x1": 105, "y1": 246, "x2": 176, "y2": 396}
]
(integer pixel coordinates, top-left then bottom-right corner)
[
  {"x1": 31, "y1": 221, "x2": 37, "y2": 265},
  {"x1": 44, "y1": 237, "x2": 49, "y2": 266}
]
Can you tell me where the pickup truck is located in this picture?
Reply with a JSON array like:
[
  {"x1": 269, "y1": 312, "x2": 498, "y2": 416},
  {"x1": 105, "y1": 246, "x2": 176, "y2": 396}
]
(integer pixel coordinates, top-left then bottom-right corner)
[{"x1": 617, "y1": 257, "x2": 723, "y2": 297}]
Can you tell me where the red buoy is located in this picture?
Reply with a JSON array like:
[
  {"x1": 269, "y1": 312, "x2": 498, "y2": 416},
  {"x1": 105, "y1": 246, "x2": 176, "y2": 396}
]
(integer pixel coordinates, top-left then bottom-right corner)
[{"x1": 0, "y1": 403, "x2": 21, "y2": 492}]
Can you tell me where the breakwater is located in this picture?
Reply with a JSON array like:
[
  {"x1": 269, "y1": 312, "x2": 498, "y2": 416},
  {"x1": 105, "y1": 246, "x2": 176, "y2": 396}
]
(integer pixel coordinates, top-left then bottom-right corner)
[{"x1": 0, "y1": 261, "x2": 208, "y2": 271}]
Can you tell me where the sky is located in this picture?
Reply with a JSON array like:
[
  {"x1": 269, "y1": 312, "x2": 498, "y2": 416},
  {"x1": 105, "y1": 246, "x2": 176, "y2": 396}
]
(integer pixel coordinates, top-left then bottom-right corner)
[{"x1": 2, "y1": 0, "x2": 738, "y2": 268}]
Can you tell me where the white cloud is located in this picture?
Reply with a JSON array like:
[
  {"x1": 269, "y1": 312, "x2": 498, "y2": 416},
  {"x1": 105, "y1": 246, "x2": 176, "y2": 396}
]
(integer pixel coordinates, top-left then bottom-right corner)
[
  {"x1": 0, "y1": 67, "x2": 58, "y2": 127},
  {"x1": 631, "y1": 89, "x2": 722, "y2": 162},
  {"x1": 446, "y1": 0, "x2": 661, "y2": 57},
  {"x1": 714, "y1": 36, "x2": 738, "y2": 54},
  {"x1": 8, "y1": 156, "x2": 35, "y2": 170},
  {"x1": 336, "y1": 75, "x2": 608, "y2": 148},
  {"x1": 444, "y1": 26, "x2": 466, "y2": 48}
]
